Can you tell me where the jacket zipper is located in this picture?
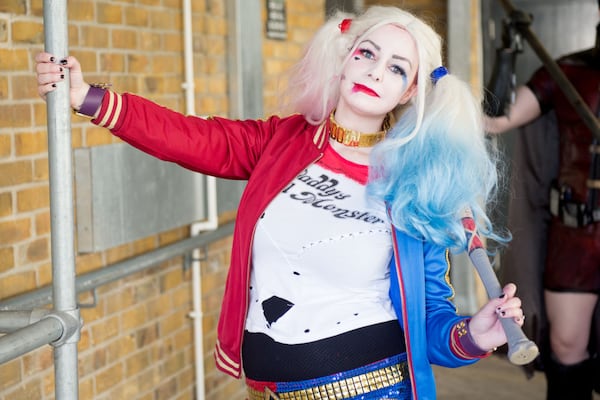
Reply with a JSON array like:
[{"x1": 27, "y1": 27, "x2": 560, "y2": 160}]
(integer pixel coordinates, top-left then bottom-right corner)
[{"x1": 391, "y1": 227, "x2": 419, "y2": 400}]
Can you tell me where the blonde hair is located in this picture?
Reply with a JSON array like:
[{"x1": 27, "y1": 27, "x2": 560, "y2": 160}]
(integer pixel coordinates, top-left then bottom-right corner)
[
  {"x1": 283, "y1": 6, "x2": 506, "y2": 248},
  {"x1": 282, "y1": 5, "x2": 442, "y2": 146}
]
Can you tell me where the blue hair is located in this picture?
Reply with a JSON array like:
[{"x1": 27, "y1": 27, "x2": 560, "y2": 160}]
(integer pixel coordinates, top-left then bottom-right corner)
[{"x1": 367, "y1": 74, "x2": 508, "y2": 252}]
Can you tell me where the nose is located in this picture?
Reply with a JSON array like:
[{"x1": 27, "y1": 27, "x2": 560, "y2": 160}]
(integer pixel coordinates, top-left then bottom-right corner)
[
  {"x1": 368, "y1": 72, "x2": 381, "y2": 81},
  {"x1": 368, "y1": 60, "x2": 385, "y2": 82}
]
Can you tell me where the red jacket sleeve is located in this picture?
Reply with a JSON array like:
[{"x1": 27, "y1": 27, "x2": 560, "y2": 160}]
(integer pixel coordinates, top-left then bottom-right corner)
[{"x1": 93, "y1": 91, "x2": 282, "y2": 180}]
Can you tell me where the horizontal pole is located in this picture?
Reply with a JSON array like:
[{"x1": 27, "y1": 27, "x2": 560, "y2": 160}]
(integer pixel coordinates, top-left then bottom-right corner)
[
  {"x1": 0, "y1": 317, "x2": 63, "y2": 364},
  {"x1": 0, "y1": 222, "x2": 235, "y2": 311},
  {"x1": 0, "y1": 310, "x2": 50, "y2": 333}
]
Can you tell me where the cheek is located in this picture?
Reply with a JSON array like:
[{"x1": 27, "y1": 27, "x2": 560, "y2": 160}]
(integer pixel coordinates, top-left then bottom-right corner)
[
  {"x1": 398, "y1": 83, "x2": 417, "y2": 104},
  {"x1": 401, "y1": 75, "x2": 408, "y2": 89},
  {"x1": 391, "y1": 77, "x2": 409, "y2": 99}
]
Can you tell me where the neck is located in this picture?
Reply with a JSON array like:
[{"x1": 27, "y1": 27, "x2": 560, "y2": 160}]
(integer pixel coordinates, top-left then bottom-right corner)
[
  {"x1": 332, "y1": 106, "x2": 386, "y2": 134},
  {"x1": 328, "y1": 140, "x2": 373, "y2": 165}
]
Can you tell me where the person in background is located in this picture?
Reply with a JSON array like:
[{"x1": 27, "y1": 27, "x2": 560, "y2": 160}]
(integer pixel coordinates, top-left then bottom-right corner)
[
  {"x1": 37, "y1": 6, "x2": 524, "y2": 400},
  {"x1": 485, "y1": 2, "x2": 600, "y2": 398}
]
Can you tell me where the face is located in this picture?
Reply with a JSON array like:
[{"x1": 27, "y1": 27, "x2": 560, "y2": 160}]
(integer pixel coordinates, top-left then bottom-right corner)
[{"x1": 337, "y1": 24, "x2": 418, "y2": 122}]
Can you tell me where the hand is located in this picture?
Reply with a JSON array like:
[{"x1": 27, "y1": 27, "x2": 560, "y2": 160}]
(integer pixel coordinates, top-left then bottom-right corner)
[
  {"x1": 35, "y1": 52, "x2": 90, "y2": 110},
  {"x1": 468, "y1": 283, "x2": 524, "y2": 352}
]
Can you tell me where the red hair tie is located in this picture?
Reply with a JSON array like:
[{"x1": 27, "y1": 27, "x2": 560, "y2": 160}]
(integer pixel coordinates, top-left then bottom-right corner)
[{"x1": 338, "y1": 18, "x2": 352, "y2": 33}]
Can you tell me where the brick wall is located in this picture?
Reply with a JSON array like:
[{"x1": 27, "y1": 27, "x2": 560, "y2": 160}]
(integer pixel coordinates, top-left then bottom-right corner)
[{"x1": 0, "y1": 1, "x2": 324, "y2": 399}]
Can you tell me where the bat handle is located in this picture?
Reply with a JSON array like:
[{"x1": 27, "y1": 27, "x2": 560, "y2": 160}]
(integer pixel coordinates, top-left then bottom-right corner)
[
  {"x1": 468, "y1": 247, "x2": 539, "y2": 365},
  {"x1": 500, "y1": 317, "x2": 540, "y2": 365}
]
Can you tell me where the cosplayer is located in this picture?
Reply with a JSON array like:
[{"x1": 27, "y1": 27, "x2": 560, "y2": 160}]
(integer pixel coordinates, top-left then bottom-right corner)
[
  {"x1": 36, "y1": 6, "x2": 524, "y2": 400},
  {"x1": 485, "y1": 2, "x2": 600, "y2": 399}
]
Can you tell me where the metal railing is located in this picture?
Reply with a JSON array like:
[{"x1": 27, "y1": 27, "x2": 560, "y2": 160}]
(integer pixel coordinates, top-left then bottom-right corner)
[{"x1": 0, "y1": 221, "x2": 235, "y2": 397}]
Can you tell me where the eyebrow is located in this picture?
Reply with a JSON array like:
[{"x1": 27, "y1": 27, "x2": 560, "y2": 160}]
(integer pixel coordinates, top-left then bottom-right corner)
[{"x1": 360, "y1": 39, "x2": 414, "y2": 68}]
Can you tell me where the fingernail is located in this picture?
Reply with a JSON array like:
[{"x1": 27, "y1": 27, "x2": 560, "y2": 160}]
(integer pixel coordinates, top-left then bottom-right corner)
[
  {"x1": 60, "y1": 59, "x2": 67, "y2": 65},
  {"x1": 50, "y1": 56, "x2": 55, "y2": 62},
  {"x1": 496, "y1": 306, "x2": 502, "y2": 312},
  {"x1": 59, "y1": 67, "x2": 63, "y2": 72},
  {"x1": 52, "y1": 83, "x2": 56, "y2": 88},
  {"x1": 60, "y1": 74, "x2": 64, "y2": 79},
  {"x1": 501, "y1": 311, "x2": 506, "y2": 316},
  {"x1": 499, "y1": 294, "x2": 506, "y2": 299}
]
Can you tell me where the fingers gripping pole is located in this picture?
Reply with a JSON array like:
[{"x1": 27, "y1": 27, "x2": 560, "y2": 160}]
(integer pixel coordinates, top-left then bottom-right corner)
[{"x1": 461, "y1": 211, "x2": 539, "y2": 365}]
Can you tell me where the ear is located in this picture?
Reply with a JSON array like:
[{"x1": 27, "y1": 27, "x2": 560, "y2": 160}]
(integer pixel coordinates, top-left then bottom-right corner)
[{"x1": 398, "y1": 82, "x2": 417, "y2": 105}]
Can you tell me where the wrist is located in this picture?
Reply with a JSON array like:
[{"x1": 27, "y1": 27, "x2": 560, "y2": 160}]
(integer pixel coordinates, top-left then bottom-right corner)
[
  {"x1": 73, "y1": 84, "x2": 91, "y2": 112},
  {"x1": 464, "y1": 320, "x2": 494, "y2": 355},
  {"x1": 450, "y1": 318, "x2": 493, "y2": 359},
  {"x1": 73, "y1": 83, "x2": 111, "y2": 118}
]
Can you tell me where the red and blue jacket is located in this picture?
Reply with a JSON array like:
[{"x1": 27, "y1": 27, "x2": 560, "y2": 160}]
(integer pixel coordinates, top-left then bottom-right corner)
[{"x1": 93, "y1": 91, "x2": 487, "y2": 400}]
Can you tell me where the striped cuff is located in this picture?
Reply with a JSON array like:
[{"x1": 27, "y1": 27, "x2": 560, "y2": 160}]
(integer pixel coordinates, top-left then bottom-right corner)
[
  {"x1": 450, "y1": 318, "x2": 492, "y2": 360},
  {"x1": 92, "y1": 90, "x2": 124, "y2": 130}
]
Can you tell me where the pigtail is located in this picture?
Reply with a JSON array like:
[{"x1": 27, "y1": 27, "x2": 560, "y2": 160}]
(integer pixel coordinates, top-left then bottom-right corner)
[
  {"x1": 368, "y1": 73, "x2": 509, "y2": 251},
  {"x1": 280, "y1": 11, "x2": 356, "y2": 124},
  {"x1": 280, "y1": 5, "x2": 508, "y2": 250}
]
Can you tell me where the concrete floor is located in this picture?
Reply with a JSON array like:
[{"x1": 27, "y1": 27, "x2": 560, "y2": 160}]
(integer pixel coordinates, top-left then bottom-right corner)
[{"x1": 433, "y1": 354, "x2": 600, "y2": 400}]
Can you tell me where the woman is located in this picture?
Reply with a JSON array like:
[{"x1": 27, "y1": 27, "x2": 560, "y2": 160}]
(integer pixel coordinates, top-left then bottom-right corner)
[
  {"x1": 36, "y1": 6, "x2": 523, "y2": 400},
  {"x1": 485, "y1": 3, "x2": 600, "y2": 397}
]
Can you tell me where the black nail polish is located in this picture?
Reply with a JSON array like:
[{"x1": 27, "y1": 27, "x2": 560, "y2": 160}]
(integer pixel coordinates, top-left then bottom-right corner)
[
  {"x1": 60, "y1": 59, "x2": 67, "y2": 65},
  {"x1": 499, "y1": 294, "x2": 506, "y2": 299},
  {"x1": 501, "y1": 311, "x2": 506, "y2": 316},
  {"x1": 59, "y1": 67, "x2": 63, "y2": 72},
  {"x1": 60, "y1": 74, "x2": 64, "y2": 79},
  {"x1": 52, "y1": 83, "x2": 56, "y2": 88},
  {"x1": 50, "y1": 56, "x2": 55, "y2": 62}
]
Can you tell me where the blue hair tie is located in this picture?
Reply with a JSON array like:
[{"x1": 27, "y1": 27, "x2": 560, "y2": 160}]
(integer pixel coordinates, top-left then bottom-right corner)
[{"x1": 430, "y1": 66, "x2": 448, "y2": 84}]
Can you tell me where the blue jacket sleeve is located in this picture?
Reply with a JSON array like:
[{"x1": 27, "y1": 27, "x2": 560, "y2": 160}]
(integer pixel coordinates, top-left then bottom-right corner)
[{"x1": 421, "y1": 241, "x2": 478, "y2": 368}]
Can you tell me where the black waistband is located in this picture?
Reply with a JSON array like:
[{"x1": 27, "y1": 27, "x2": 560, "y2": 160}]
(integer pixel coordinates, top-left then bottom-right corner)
[{"x1": 242, "y1": 320, "x2": 406, "y2": 381}]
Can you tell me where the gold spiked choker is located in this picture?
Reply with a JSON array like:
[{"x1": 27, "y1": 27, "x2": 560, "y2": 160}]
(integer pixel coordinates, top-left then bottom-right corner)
[{"x1": 329, "y1": 112, "x2": 389, "y2": 147}]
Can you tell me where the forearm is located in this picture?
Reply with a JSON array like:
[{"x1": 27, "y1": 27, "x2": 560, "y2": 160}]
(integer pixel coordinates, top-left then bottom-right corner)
[{"x1": 484, "y1": 85, "x2": 542, "y2": 134}]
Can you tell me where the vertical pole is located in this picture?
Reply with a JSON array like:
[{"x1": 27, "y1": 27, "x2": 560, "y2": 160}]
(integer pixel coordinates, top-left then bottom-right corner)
[{"x1": 43, "y1": 1, "x2": 80, "y2": 399}]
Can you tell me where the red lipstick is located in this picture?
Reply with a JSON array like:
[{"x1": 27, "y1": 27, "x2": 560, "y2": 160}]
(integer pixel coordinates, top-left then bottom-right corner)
[{"x1": 352, "y1": 83, "x2": 379, "y2": 97}]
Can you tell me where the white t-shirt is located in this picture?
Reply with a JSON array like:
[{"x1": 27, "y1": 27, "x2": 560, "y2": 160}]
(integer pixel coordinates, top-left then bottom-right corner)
[{"x1": 246, "y1": 145, "x2": 396, "y2": 344}]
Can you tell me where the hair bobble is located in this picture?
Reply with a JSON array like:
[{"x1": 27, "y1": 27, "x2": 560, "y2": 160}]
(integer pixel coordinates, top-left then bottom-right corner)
[
  {"x1": 338, "y1": 18, "x2": 352, "y2": 33},
  {"x1": 430, "y1": 66, "x2": 449, "y2": 84}
]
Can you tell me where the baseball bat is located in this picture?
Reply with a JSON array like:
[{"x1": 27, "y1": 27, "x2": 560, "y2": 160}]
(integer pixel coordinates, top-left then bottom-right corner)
[{"x1": 461, "y1": 209, "x2": 539, "y2": 365}]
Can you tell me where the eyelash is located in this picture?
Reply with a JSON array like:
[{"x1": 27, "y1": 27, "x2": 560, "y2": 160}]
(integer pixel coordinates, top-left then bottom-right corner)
[
  {"x1": 359, "y1": 48, "x2": 375, "y2": 60},
  {"x1": 357, "y1": 48, "x2": 407, "y2": 77},
  {"x1": 390, "y1": 65, "x2": 406, "y2": 77}
]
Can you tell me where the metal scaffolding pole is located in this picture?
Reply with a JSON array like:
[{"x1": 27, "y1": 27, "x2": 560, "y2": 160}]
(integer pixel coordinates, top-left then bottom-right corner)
[
  {"x1": 44, "y1": 0, "x2": 81, "y2": 399},
  {"x1": 0, "y1": 310, "x2": 49, "y2": 332},
  {"x1": 0, "y1": 317, "x2": 64, "y2": 362},
  {"x1": 0, "y1": 222, "x2": 235, "y2": 395}
]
